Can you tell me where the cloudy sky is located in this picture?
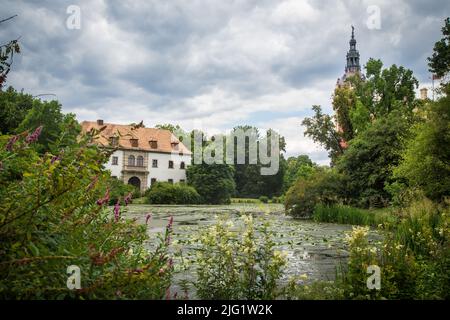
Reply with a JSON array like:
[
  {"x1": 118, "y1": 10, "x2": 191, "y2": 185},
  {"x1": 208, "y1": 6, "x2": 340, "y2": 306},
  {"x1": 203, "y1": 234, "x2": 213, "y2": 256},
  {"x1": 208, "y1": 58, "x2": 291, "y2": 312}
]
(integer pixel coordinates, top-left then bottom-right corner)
[{"x1": 1, "y1": 0, "x2": 449, "y2": 164}]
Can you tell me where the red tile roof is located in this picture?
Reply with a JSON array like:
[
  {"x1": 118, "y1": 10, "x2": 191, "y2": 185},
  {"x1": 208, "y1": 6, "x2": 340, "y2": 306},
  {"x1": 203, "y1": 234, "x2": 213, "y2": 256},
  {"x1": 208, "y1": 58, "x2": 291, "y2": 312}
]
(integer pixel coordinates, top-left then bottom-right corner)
[{"x1": 80, "y1": 121, "x2": 191, "y2": 155}]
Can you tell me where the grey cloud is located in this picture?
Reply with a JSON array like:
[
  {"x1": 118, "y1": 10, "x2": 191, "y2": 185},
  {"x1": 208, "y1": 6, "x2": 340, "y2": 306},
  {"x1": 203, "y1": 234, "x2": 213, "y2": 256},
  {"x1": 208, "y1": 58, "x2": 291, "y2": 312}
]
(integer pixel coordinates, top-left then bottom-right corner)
[{"x1": 0, "y1": 0, "x2": 448, "y2": 165}]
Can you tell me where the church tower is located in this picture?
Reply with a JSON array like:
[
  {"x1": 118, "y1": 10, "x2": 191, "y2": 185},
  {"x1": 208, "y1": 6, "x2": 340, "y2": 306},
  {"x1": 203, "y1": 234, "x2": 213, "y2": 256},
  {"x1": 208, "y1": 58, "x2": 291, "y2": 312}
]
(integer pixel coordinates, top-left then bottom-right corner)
[{"x1": 337, "y1": 26, "x2": 362, "y2": 87}]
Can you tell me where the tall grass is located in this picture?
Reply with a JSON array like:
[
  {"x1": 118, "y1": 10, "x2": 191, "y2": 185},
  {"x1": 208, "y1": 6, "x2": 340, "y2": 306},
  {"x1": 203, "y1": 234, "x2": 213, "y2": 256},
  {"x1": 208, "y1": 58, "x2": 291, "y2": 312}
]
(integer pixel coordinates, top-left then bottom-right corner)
[{"x1": 313, "y1": 204, "x2": 397, "y2": 226}]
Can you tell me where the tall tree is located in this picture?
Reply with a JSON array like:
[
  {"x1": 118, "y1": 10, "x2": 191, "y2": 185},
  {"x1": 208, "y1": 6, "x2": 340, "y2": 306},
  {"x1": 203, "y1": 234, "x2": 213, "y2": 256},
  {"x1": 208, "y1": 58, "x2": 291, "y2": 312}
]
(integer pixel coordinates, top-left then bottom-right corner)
[
  {"x1": 428, "y1": 17, "x2": 450, "y2": 79},
  {"x1": 302, "y1": 105, "x2": 344, "y2": 164}
]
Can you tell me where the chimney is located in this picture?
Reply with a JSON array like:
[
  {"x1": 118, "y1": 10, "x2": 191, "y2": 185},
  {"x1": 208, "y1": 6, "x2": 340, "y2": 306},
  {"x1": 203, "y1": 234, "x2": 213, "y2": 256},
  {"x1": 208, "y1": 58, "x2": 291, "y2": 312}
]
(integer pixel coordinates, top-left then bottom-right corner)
[
  {"x1": 420, "y1": 88, "x2": 428, "y2": 100},
  {"x1": 97, "y1": 119, "x2": 104, "y2": 125}
]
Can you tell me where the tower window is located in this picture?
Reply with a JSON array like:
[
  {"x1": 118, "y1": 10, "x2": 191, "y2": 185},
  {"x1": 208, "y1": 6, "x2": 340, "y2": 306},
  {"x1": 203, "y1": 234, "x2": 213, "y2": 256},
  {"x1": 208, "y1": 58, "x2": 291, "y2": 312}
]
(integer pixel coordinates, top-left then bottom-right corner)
[
  {"x1": 152, "y1": 159, "x2": 158, "y2": 168},
  {"x1": 112, "y1": 156, "x2": 118, "y2": 165}
]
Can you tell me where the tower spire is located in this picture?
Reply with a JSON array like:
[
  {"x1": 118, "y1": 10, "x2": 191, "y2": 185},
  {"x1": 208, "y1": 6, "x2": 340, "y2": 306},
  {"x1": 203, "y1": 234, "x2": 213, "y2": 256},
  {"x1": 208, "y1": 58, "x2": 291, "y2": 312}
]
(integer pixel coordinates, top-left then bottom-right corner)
[{"x1": 345, "y1": 25, "x2": 360, "y2": 75}]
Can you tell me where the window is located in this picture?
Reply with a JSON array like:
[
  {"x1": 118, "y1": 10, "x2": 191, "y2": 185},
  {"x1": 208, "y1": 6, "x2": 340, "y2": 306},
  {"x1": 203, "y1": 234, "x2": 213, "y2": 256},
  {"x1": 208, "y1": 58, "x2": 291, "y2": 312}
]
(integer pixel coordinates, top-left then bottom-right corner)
[
  {"x1": 130, "y1": 139, "x2": 138, "y2": 147},
  {"x1": 112, "y1": 176, "x2": 117, "y2": 179},
  {"x1": 168, "y1": 179, "x2": 173, "y2": 184},
  {"x1": 149, "y1": 140, "x2": 158, "y2": 149},
  {"x1": 171, "y1": 142, "x2": 179, "y2": 151},
  {"x1": 112, "y1": 156, "x2": 118, "y2": 165},
  {"x1": 136, "y1": 155, "x2": 144, "y2": 167},
  {"x1": 152, "y1": 159, "x2": 158, "y2": 168},
  {"x1": 168, "y1": 160, "x2": 174, "y2": 169},
  {"x1": 128, "y1": 155, "x2": 135, "y2": 166},
  {"x1": 110, "y1": 136, "x2": 118, "y2": 146},
  {"x1": 180, "y1": 161, "x2": 185, "y2": 169},
  {"x1": 180, "y1": 179, "x2": 185, "y2": 184},
  {"x1": 151, "y1": 178, "x2": 157, "y2": 185}
]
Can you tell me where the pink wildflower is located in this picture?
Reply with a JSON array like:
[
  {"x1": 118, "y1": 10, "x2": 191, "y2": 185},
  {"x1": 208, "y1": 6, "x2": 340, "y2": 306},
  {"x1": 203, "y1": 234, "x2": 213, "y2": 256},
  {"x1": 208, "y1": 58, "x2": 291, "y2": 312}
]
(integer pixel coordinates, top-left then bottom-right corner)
[
  {"x1": 114, "y1": 199, "x2": 120, "y2": 222},
  {"x1": 124, "y1": 192, "x2": 132, "y2": 206},
  {"x1": 145, "y1": 213, "x2": 152, "y2": 225},
  {"x1": 25, "y1": 126, "x2": 43, "y2": 144},
  {"x1": 5, "y1": 135, "x2": 19, "y2": 151}
]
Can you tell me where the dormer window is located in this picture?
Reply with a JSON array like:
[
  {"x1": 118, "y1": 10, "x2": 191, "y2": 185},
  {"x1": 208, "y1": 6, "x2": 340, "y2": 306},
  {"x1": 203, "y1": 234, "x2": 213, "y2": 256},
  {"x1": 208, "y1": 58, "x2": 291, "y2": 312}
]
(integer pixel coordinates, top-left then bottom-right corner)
[
  {"x1": 109, "y1": 136, "x2": 119, "y2": 146},
  {"x1": 149, "y1": 140, "x2": 158, "y2": 149},
  {"x1": 130, "y1": 138, "x2": 138, "y2": 147}
]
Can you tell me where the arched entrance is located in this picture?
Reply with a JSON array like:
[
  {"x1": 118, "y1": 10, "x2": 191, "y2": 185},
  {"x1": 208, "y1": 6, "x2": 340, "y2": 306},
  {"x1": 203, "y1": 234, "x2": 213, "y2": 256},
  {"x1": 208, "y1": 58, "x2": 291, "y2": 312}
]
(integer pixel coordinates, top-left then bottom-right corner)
[{"x1": 128, "y1": 176, "x2": 141, "y2": 190}]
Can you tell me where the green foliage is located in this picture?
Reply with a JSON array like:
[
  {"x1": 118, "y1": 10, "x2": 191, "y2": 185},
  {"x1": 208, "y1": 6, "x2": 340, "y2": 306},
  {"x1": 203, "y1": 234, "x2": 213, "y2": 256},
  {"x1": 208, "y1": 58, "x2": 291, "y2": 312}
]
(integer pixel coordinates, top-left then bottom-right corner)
[
  {"x1": 285, "y1": 169, "x2": 344, "y2": 218},
  {"x1": 147, "y1": 182, "x2": 200, "y2": 205},
  {"x1": 283, "y1": 279, "x2": 344, "y2": 300},
  {"x1": 232, "y1": 126, "x2": 286, "y2": 198},
  {"x1": 283, "y1": 155, "x2": 316, "y2": 192},
  {"x1": 394, "y1": 96, "x2": 450, "y2": 202},
  {"x1": 191, "y1": 214, "x2": 286, "y2": 299},
  {"x1": 16, "y1": 99, "x2": 80, "y2": 154},
  {"x1": 336, "y1": 111, "x2": 411, "y2": 208},
  {"x1": 0, "y1": 128, "x2": 173, "y2": 299},
  {"x1": 0, "y1": 87, "x2": 34, "y2": 134},
  {"x1": 339, "y1": 199, "x2": 449, "y2": 299},
  {"x1": 313, "y1": 204, "x2": 397, "y2": 226},
  {"x1": 258, "y1": 196, "x2": 269, "y2": 203},
  {"x1": 332, "y1": 85, "x2": 356, "y2": 141},
  {"x1": 302, "y1": 105, "x2": 344, "y2": 163},
  {"x1": 107, "y1": 177, "x2": 136, "y2": 206},
  {"x1": 428, "y1": 17, "x2": 450, "y2": 78},
  {"x1": 186, "y1": 163, "x2": 235, "y2": 204}
]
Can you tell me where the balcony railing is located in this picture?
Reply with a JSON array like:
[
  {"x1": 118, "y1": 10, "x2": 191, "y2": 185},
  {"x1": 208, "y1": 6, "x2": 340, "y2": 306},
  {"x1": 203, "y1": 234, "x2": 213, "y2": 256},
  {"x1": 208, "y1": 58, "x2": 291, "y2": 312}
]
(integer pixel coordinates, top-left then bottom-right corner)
[{"x1": 123, "y1": 164, "x2": 148, "y2": 173}]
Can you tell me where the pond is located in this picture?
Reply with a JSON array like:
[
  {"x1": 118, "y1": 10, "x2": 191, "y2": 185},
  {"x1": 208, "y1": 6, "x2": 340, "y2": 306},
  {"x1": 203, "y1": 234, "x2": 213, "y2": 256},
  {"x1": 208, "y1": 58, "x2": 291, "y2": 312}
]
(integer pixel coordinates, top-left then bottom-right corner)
[{"x1": 125, "y1": 203, "x2": 380, "y2": 289}]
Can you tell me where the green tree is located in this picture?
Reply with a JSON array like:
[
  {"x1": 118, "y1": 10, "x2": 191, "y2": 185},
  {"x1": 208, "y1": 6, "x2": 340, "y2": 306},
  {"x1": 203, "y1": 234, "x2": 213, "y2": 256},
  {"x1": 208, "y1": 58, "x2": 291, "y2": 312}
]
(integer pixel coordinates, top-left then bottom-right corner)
[
  {"x1": 428, "y1": 17, "x2": 450, "y2": 78},
  {"x1": 336, "y1": 110, "x2": 411, "y2": 207},
  {"x1": 186, "y1": 163, "x2": 235, "y2": 204},
  {"x1": 16, "y1": 99, "x2": 80, "y2": 154},
  {"x1": 332, "y1": 85, "x2": 356, "y2": 141},
  {"x1": 0, "y1": 87, "x2": 34, "y2": 134},
  {"x1": 302, "y1": 105, "x2": 344, "y2": 164},
  {"x1": 393, "y1": 89, "x2": 450, "y2": 202},
  {"x1": 350, "y1": 58, "x2": 419, "y2": 120},
  {"x1": 283, "y1": 155, "x2": 316, "y2": 192}
]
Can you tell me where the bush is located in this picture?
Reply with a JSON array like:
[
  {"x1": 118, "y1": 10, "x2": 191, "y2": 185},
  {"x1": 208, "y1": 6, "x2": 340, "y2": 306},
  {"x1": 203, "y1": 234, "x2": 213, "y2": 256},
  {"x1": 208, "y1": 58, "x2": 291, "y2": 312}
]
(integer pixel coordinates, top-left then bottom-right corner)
[
  {"x1": 393, "y1": 96, "x2": 450, "y2": 202},
  {"x1": 189, "y1": 215, "x2": 286, "y2": 299},
  {"x1": 284, "y1": 169, "x2": 343, "y2": 218},
  {"x1": 258, "y1": 196, "x2": 269, "y2": 203},
  {"x1": 339, "y1": 198, "x2": 450, "y2": 299},
  {"x1": 0, "y1": 129, "x2": 173, "y2": 299},
  {"x1": 147, "y1": 182, "x2": 200, "y2": 205},
  {"x1": 107, "y1": 177, "x2": 135, "y2": 205}
]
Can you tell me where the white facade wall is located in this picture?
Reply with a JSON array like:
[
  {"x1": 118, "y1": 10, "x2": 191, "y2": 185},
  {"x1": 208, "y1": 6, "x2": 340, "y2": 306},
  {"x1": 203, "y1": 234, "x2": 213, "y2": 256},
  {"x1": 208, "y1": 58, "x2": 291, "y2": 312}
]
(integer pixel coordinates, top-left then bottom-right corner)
[
  {"x1": 104, "y1": 149, "x2": 191, "y2": 189},
  {"x1": 104, "y1": 150, "x2": 124, "y2": 178},
  {"x1": 145, "y1": 152, "x2": 191, "y2": 188}
]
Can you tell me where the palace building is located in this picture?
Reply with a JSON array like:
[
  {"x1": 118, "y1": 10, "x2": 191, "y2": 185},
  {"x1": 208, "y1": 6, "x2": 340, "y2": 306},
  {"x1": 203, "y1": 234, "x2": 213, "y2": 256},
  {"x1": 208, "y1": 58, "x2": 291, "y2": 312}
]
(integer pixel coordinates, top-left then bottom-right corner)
[{"x1": 81, "y1": 120, "x2": 192, "y2": 192}]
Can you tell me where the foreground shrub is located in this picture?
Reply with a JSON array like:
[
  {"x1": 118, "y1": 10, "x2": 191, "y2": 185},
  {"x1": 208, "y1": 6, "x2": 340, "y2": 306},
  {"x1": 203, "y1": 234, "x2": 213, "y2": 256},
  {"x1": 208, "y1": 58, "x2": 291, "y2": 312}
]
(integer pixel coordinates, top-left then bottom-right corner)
[
  {"x1": 339, "y1": 198, "x2": 449, "y2": 299},
  {"x1": 147, "y1": 182, "x2": 200, "y2": 204},
  {"x1": 189, "y1": 214, "x2": 286, "y2": 299},
  {"x1": 0, "y1": 128, "x2": 173, "y2": 299},
  {"x1": 282, "y1": 278, "x2": 345, "y2": 300}
]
